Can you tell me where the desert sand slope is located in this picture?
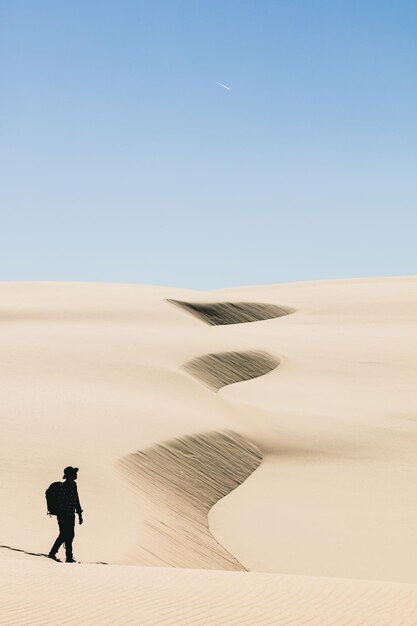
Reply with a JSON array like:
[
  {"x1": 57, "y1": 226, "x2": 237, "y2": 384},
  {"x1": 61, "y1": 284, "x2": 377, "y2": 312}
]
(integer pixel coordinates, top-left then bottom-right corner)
[
  {"x1": 1, "y1": 558, "x2": 417, "y2": 626},
  {"x1": 208, "y1": 277, "x2": 417, "y2": 582},
  {"x1": 0, "y1": 278, "x2": 416, "y2": 624},
  {"x1": 117, "y1": 431, "x2": 262, "y2": 569}
]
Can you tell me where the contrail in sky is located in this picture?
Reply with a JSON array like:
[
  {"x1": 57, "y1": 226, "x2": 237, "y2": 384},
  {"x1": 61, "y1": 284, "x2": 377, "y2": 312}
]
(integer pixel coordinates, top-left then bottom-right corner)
[{"x1": 215, "y1": 81, "x2": 231, "y2": 91}]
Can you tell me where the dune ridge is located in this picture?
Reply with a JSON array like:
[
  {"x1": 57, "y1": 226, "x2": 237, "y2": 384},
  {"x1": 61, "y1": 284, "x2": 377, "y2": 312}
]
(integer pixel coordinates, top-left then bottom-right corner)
[
  {"x1": 167, "y1": 299, "x2": 294, "y2": 325},
  {"x1": 183, "y1": 350, "x2": 280, "y2": 391},
  {"x1": 116, "y1": 431, "x2": 262, "y2": 569}
]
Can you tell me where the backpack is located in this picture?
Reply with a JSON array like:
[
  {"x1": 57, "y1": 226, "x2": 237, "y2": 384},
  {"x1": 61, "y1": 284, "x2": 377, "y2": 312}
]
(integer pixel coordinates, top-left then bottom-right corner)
[{"x1": 45, "y1": 481, "x2": 63, "y2": 515}]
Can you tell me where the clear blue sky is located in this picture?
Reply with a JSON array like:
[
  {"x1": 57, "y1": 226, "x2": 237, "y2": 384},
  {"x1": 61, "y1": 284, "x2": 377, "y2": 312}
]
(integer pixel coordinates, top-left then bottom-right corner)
[{"x1": 1, "y1": 1, "x2": 416, "y2": 289}]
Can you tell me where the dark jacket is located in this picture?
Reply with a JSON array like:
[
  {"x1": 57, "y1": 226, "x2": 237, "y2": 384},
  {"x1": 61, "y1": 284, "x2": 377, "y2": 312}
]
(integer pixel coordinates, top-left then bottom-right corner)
[{"x1": 58, "y1": 481, "x2": 83, "y2": 516}]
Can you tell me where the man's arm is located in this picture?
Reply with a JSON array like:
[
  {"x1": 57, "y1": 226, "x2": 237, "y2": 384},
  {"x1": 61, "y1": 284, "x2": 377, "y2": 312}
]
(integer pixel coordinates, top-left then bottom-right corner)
[{"x1": 74, "y1": 484, "x2": 83, "y2": 519}]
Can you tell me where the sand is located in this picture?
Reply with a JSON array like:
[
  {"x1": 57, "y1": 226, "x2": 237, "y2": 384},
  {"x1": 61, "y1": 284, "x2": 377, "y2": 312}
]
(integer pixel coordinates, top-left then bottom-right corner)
[{"x1": 1, "y1": 277, "x2": 416, "y2": 624}]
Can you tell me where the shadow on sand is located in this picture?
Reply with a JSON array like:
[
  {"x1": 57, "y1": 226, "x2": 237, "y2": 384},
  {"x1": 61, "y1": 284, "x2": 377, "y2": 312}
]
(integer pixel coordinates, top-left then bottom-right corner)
[{"x1": 0, "y1": 544, "x2": 108, "y2": 564}]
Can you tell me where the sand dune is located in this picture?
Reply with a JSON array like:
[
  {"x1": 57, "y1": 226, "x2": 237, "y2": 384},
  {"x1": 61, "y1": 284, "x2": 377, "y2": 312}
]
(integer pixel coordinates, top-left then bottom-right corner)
[
  {"x1": 117, "y1": 431, "x2": 261, "y2": 569},
  {"x1": 1, "y1": 277, "x2": 416, "y2": 624},
  {"x1": 167, "y1": 299, "x2": 294, "y2": 325},
  {"x1": 1, "y1": 559, "x2": 417, "y2": 626},
  {"x1": 183, "y1": 350, "x2": 280, "y2": 391}
]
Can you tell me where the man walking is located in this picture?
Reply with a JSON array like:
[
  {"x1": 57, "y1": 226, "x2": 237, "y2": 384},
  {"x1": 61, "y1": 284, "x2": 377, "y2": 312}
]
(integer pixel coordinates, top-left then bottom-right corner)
[{"x1": 48, "y1": 466, "x2": 83, "y2": 563}]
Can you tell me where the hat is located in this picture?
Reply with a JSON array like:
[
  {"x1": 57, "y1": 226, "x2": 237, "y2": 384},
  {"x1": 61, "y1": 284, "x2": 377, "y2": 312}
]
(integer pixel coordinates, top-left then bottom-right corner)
[{"x1": 63, "y1": 466, "x2": 79, "y2": 479}]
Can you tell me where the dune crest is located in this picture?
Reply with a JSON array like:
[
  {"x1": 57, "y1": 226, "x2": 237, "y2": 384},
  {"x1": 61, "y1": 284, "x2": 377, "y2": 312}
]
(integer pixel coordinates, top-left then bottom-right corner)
[
  {"x1": 183, "y1": 350, "x2": 280, "y2": 391},
  {"x1": 167, "y1": 299, "x2": 294, "y2": 325},
  {"x1": 117, "y1": 431, "x2": 262, "y2": 569}
]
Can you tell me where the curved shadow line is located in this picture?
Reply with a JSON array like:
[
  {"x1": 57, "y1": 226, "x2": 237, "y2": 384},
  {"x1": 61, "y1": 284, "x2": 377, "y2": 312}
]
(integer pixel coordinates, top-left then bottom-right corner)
[
  {"x1": 0, "y1": 544, "x2": 48, "y2": 558},
  {"x1": 0, "y1": 544, "x2": 108, "y2": 565},
  {"x1": 167, "y1": 299, "x2": 295, "y2": 326},
  {"x1": 117, "y1": 430, "x2": 262, "y2": 570},
  {"x1": 183, "y1": 350, "x2": 280, "y2": 392}
]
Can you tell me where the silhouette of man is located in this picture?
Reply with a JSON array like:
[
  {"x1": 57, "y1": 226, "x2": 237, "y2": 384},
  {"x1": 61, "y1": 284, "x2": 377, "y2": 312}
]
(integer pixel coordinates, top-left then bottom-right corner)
[{"x1": 48, "y1": 466, "x2": 83, "y2": 563}]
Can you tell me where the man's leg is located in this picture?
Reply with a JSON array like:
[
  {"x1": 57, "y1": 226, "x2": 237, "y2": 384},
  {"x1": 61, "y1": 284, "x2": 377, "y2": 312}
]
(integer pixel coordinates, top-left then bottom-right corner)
[
  {"x1": 49, "y1": 516, "x2": 65, "y2": 557},
  {"x1": 62, "y1": 514, "x2": 75, "y2": 561}
]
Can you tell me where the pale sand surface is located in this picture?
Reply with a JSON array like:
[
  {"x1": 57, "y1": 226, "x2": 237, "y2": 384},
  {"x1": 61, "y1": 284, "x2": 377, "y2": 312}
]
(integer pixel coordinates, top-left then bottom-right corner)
[
  {"x1": 1, "y1": 277, "x2": 416, "y2": 624},
  {"x1": 1, "y1": 558, "x2": 417, "y2": 626}
]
